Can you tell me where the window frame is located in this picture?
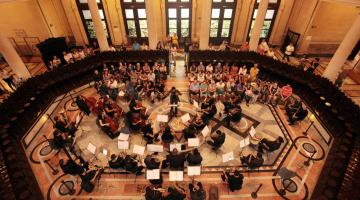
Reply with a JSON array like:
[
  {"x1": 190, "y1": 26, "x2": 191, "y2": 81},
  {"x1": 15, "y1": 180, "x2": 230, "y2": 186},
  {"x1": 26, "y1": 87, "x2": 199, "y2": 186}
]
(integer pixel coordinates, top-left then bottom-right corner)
[
  {"x1": 209, "y1": 0, "x2": 237, "y2": 45},
  {"x1": 165, "y1": 0, "x2": 192, "y2": 41},
  {"x1": 120, "y1": 0, "x2": 148, "y2": 44},
  {"x1": 76, "y1": 0, "x2": 112, "y2": 44},
  {"x1": 247, "y1": 0, "x2": 280, "y2": 41}
]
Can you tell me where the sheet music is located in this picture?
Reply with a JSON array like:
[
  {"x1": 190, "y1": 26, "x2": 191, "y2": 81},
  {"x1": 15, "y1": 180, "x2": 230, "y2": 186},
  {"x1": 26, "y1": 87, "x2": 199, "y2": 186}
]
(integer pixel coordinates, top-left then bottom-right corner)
[
  {"x1": 146, "y1": 169, "x2": 160, "y2": 180},
  {"x1": 240, "y1": 137, "x2": 251, "y2": 148},
  {"x1": 170, "y1": 143, "x2": 182, "y2": 151},
  {"x1": 118, "y1": 141, "x2": 129, "y2": 150},
  {"x1": 193, "y1": 100, "x2": 199, "y2": 109},
  {"x1": 249, "y1": 126, "x2": 256, "y2": 137},
  {"x1": 169, "y1": 171, "x2": 184, "y2": 181},
  {"x1": 118, "y1": 133, "x2": 130, "y2": 141},
  {"x1": 201, "y1": 126, "x2": 210, "y2": 137},
  {"x1": 181, "y1": 113, "x2": 191, "y2": 123},
  {"x1": 222, "y1": 152, "x2": 234, "y2": 162},
  {"x1": 188, "y1": 138, "x2": 200, "y2": 147},
  {"x1": 187, "y1": 166, "x2": 201, "y2": 176},
  {"x1": 87, "y1": 143, "x2": 96, "y2": 154},
  {"x1": 156, "y1": 115, "x2": 169, "y2": 122},
  {"x1": 102, "y1": 148, "x2": 108, "y2": 155},
  {"x1": 147, "y1": 144, "x2": 164, "y2": 152},
  {"x1": 133, "y1": 145, "x2": 145, "y2": 155}
]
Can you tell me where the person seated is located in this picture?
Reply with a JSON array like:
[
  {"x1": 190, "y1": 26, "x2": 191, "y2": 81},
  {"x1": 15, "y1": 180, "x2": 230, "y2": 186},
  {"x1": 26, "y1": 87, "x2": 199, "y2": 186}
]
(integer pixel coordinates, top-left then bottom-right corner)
[
  {"x1": 142, "y1": 121, "x2": 159, "y2": 144},
  {"x1": 104, "y1": 100, "x2": 116, "y2": 118},
  {"x1": 194, "y1": 114, "x2": 205, "y2": 130},
  {"x1": 164, "y1": 186, "x2": 186, "y2": 200},
  {"x1": 258, "y1": 136, "x2": 284, "y2": 153},
  {"x1": 201, "y1": 99, "x2": 217, "y2": 123},
  {"x1": 240, "y1": 152, "x2": 264, "y2": 169},
  {"x1": 59, "y1": 159, "x2": 84, "y2": 175},
  {"x1": 76, "y1": 95, "x2": 91, "y2": 115},
  {"x1": 189, "y1": 80, "x2": 200, "y2": 102},
  {"x1": 108, "y1": 154, "x2": 125, "y2": 169},
  {"x1": 161, "y1": 125, "x2": 174, "y2": 143},
  {"x1": 145, "y1": 185, "x2": 163, "y2": 200},
  {"x1": 52, "y1": 129, "x2": 67, "y2": 149},
  {"x1": 54, "y1": 111, "x2": 76, "y2": 136},
  {"x1": 183, "y1": 124, "x2": 197, "y2": 140},
  {"x1": 97, "y1": 109, "x2": 113, "y2": 136},
  {"x1": 221, "y1": 169, "x2": 244, "y2": 192},
  {"x1": 189, "y1": 182, "x2": 206, "y2": 200},
  {"x1": 207, "y1": 130, "x2": 226, "y2": 150},
  {"x1": 285, "y1": 99, "x2": 302, "y2": 117},
  {"x1": 288, "y1": 107, "x2": 308, "y2": 125},
  {"x1": 167, "y1": 149, "x2": 186, "y2": 170},
  {"x1": 187, "y1": 149, "x2": 203, "y2": 166},
  {"x1": 225, "y1": 106, "x2": 242, "y2": 126},
  {"x1": 144, "y1": 154, "x2": 162, "y2": 169},
  {"x1": 124, "y1": 154, "x2": 144, "y2": 175}
]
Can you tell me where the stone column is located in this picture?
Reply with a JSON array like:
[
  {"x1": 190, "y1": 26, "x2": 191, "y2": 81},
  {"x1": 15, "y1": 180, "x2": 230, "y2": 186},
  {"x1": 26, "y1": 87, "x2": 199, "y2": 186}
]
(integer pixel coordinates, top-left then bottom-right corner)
[
  {"x1": 145, "y1": 0, "x2": 158, "y2": 49},
  {"x1": 0, "y1": 32, "x2": 31, "y2": 79},
  {"x1": 249, "y1": 0, "x2": 269, "y2": 51},
  {"x1": 88, "y1": 0, "x2": 109, "y2": 51},
  {"x1": 323, "y1": 14, "x2": 360, "y2": 82},
  {"x1": 199, "y1": 0, "x2": 212, "y2": 50}
]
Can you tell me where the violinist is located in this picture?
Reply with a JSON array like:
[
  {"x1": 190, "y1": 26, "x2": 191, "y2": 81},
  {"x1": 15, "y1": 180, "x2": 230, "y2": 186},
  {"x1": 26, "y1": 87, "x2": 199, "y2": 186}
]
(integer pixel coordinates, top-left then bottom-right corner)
[
  {"x1": 104, "y1": 99, "x2": 116, "y2": 118},
  {"x1": 97, "y1": 109, "x2": 112, "y2": 136},
  {"x1": 194, "y1": 114, "x2": 205, "y2": 130},
  {"x1": 142, "y1": 120, "x2": 159, "y2": 144}
]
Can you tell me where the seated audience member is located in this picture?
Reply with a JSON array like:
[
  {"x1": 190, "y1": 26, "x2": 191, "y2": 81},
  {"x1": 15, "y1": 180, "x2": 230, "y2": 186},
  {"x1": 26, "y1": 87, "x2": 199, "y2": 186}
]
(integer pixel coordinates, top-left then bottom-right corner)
[
  {"x1": 189, "y1": 80, "x2": 200, "y2": 102},
  {"x1": 76, "y1": 95, "x2": 91, "y2": 115},
  {"x1": 145, "y1": 185, "x2": 163, "y2": 200},
  {"x1": 124, "y1": 154, "x2": 144, "y2": 175},
  {"x1": 187, "y1": 149, "x2": 203, "y2": 166},
  {"x1": 189, "y1": 182, "x2": 206, "y2": 200},
  {"x1": 63, "y1": 51, "x2": 73, "y2": 64},
  {"x1": 207, "y1": 130, "x2": 226, "y2": 150},
  {"x1": 258, "y1": 136, "x2": 284, "y2": 153},
  {"x1": 280, "y1": 84, "x2": 293, "y2": 106},
  {"x1": 244, "y1": 84, "x2": 253, "y2": 106},
  {"x1": 52, "y1": 56, "x2": 61, "y2": 67},
  {"x1": 108, "y1": 154, "x2": 125, "y2": 169},
  {"x1": 269, "y1": 82, "x2": 280, "y2": 105},
  {"x1": 259, "y1": 83, "x2": 270, "y2": 103},
  {"x1": 221, "y1": 170, "x2": 244, "y2": 192},
  {"x1": 59, "y1": 159, "x2": 84, "y2": 175},
  {"x1": 249, "y1": 64, "x2": 259, "y2": 81},
  {"x1": 240, "y1": 152, "x2": 264, "y2": 169},
  {"x1": 164, "y1": 186, "x2": 186, "y2": 200},
  {"x1": 161, "y1": 125, "x2": 174, "y2": 143},
  {"x1": 167, "y1": 149, "x2": 186, "y2": 170}
]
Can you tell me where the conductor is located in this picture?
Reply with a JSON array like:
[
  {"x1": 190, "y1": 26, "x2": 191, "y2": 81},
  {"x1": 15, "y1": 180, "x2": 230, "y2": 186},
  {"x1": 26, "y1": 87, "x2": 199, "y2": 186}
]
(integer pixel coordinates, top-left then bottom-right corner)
[{"x1": 164, "y1": 87, "x2": 182, "y2": 116}]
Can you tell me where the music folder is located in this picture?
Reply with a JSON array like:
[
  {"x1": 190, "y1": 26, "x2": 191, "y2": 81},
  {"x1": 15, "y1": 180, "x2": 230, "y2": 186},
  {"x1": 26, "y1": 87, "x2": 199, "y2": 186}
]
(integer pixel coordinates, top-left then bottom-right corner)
[
  {"x1": 187, "y1": 166, "x2": 201, "y2": 176},
  {"x1": 102, "y1": 148, "x2": 109, "y2": 156},
  {"x1": 87, "y1": 143, "x2": 96, "y2": 155},
  {"x1": 170, "y1": 143, "x2": 182, "y2": 151},
  {"x1": 147, "y1": 144, "x2": 164, "y2": 152},
  {"x1": 188, "y1": 138, "x2": 200, "y2": 147},
  {"x1": 156, "y1": 115, "x2": 169, "y2": 122},
  {"x1": 222, "y1": 152, "x2": 234, "y2": 163},
  {"x1": 239, "y1": 137, "x2": 251, "y2": 148},
  {"x1": 249, "y1": 126, "x2": 256, "y2": 137},
  {"x1": 201, "y1": 126, "x2": 210, "y2": 137},
  {"x1": 118, "y1": 133, "x2": 130, "y2": 141},
  {"x1": 146, "y1": 169, "x2": 160, "y2": 180},
  {"x1": 133, "y1": 145, "x2": 145, "y2": 155},
  {"x1": 181, "y1": 113, "x2": 191, "y2": 123},
  {"x1": 118, "y1": 141, "x2": 129, "y2": 150},
  {"x1": 169, "y1": 171, "x2": 183, "y2": 181}
]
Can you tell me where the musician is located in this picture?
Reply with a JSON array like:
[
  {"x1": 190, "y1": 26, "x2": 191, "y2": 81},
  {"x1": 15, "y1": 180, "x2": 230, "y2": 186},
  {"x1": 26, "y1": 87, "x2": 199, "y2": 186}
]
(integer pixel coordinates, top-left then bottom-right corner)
[
  {"x1": 187, "y1": 149, "x2": 203, "y2": 166},
  {"x1": 75, "y1": 95, "x2": 91, "y2": 115},
  {"x1": 97, "y1": 109, "x2": 118, "y2": 137},
  {"x1": 167, "y1": 148, "x2": 186, "y2": 170},
  {"x1": 52, "y1": 129, "x2": 67, "y2": 149},
  {"x1": 54, "y1": 111, "x2": 76, "y2": 136},
  {"x1": 207, "y1": 130, "x2": 226, "y2": 150},
  {"x1": 145, "y1": 185, "x2": 163, "y2": 200},
  {"x1": 201, "y1": 98, "x2": 217, "y2": 123},
  {"x1": 108, "y1": 154, "x2": 125, "y2": 169},
  {"x1": 225, "y1": 105, "x2": 242, "y2": 126},
  {"x1": 142, "y1": 121, "x2": 159, "y2": 144},
  {"x1": 59, "y1": 159, "x2": 84, "y2": 175},
  {"x1": 124, "y1": 154, "x2": 144, "y2": 175},
  {"x1": 221, "y1": 169, "x2": 244, "y2": 192},
  {"x1": 164, "y1": 87, "x2": 181, "y2": 116},
  {"x1": 189, "y1": 182, "x2": 206, "y2": 200},
  {"x1": 240, "y1": 152, "x2": 264, "y2": 169},
  {"x1": 160, "y1": 125, "x2": 174, "y2": 143},
  {"x1": 183, "y1": 124, "x2": 197, "y2": 140},
  {"x1": 258, "y1": 136, "x2": 284, "y2": 153},
  {"x1": 194, "y1": 114, "x2": 205, "y2": 130},
  {"x1": 163, "y1": 186, "x2": 186, "y2": 200}
]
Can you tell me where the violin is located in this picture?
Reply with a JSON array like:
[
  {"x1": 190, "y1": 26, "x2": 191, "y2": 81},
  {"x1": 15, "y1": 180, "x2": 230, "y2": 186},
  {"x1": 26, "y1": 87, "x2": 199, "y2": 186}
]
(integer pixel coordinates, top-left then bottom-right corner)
[
  {"x1": 135, "y1": 101, "x2": 147, "y2": 118},
  {"x1": 85, "y1": 96, "x2": 97, "y2": 113}
]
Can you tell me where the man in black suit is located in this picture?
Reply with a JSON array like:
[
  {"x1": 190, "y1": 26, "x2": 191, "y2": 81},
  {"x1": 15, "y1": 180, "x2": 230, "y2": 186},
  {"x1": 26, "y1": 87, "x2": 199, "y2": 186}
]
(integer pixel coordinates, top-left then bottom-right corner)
[
  {"x1": 240, "y1": 152, "x2": 264, "y2": 169},
  {"x1": 207, "y1": 130, "x2": 226, "y2": 150},
  {"x1": 258, "y1": 136, "x2": 284, "y2": 153},
  {"x1": 221, "y1": 169, "x2": 244, "y2": 192},
  {"x1": 108, "y1": 154, "x2": 125, "y2": 169},
  {"x1": 167, "y1": 149, "x2": 186, "y2": 170},
  {"x1": 187, "y1": 149, "x2": 203, "y2": 166},
  {"x1": 124, "y1": 154, "x2": 144, "y2": 175}
]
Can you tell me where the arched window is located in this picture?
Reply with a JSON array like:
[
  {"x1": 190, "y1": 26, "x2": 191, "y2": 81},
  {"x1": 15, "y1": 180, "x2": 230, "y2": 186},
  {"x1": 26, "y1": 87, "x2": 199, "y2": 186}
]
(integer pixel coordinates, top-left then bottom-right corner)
[
  {"x1": 76, "y1": 0, "x2": 111, "y2": 43},
  {"x1": 121, "y1": 0, "x2": 148, "y2": 43},
  {"x1": 209, "y1": 0, "x2": 237, "y2": 45},
  {"x1": 247, "y1": 0, "x2": 280, "y2": 40},
  {"x1": 166, "y1": 0, "x2": 192, "y2": 40}
]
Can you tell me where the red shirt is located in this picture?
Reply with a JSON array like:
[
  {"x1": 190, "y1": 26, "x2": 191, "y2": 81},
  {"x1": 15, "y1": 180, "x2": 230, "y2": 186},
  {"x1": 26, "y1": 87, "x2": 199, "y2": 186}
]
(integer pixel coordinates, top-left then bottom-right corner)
[{"x1": 282, "y1": 86, "x2": 292, "y2": 97}]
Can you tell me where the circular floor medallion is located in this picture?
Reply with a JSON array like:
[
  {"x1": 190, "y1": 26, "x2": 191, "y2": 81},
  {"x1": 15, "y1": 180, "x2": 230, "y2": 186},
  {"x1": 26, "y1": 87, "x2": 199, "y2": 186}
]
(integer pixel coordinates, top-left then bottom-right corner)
[
  {"x1": 302, "y1": 143, "x2": 316, "y2": 154},
  {"x1": 58, "y1": 180, "x2": 75, "y2": 195},
  {"x1": 283, "y1": 179, "x2": 297, "y2": 193},
  {"x1": 39, "y1": 145, "x2": 53, "y2": 156}
]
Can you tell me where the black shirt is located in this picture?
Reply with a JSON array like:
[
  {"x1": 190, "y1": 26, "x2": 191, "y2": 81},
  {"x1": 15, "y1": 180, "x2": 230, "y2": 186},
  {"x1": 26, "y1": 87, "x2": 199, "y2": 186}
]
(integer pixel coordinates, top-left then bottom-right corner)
[
  {"x1": 108, "y1": 157, "x2": 124, "y2": 169},
  {"x1": 187, "y1": 154, "x2": 203, "y2": 166},
  {"x1": 167, "y1": 153, "x2": 186, "y2": 170},
  {"x1": 213, "y1": 133, "x2": 226, "y2": 147}
]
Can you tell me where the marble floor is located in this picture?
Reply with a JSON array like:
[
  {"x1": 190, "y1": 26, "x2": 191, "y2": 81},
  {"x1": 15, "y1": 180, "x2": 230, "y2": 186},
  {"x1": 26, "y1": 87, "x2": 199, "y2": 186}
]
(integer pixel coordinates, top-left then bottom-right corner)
[{"x1": 21, "y1": 81, "x2": 332, "y2": 199}]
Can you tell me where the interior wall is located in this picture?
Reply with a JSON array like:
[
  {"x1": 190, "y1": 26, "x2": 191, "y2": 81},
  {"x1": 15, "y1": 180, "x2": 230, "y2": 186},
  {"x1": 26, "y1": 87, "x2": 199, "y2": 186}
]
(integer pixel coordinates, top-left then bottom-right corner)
[{"x1": 0, "y1": 0, "x2": 52, "y2": 41}]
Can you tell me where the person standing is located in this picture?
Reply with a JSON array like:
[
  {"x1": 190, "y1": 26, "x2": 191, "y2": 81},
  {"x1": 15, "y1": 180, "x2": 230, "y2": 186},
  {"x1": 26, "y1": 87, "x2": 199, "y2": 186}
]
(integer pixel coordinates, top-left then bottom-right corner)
[
  {"x1": 1, "y1": 68, "x2": 16, "y2": 91},
  {"x1": 284, "y1": 43, "x2": 295, "y2": 62}
]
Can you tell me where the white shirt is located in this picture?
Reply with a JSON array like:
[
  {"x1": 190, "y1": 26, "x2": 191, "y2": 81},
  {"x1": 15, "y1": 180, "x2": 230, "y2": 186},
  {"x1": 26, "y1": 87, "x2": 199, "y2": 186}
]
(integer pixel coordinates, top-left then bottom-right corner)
[
  {"x1": 109, "y1": 80, "x2": 118, "y2": 89},
  {"x1": 64, "y1": 53, "x2": 73, "y2": 63},
  {"x1": 285, "y1": 45, "x2": 294, "y2": 55}
]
